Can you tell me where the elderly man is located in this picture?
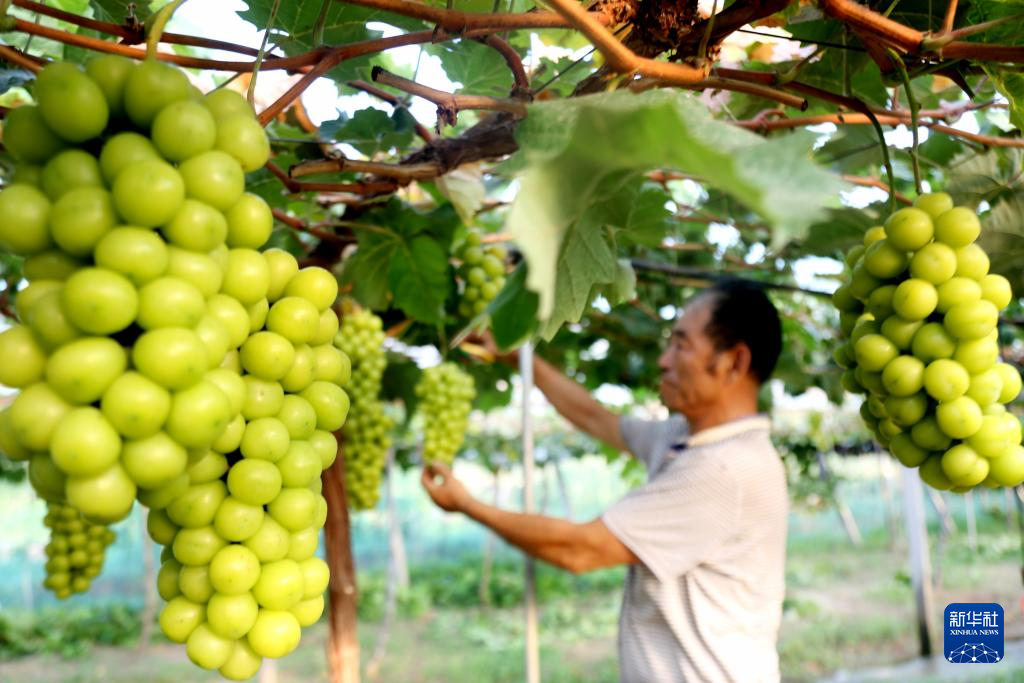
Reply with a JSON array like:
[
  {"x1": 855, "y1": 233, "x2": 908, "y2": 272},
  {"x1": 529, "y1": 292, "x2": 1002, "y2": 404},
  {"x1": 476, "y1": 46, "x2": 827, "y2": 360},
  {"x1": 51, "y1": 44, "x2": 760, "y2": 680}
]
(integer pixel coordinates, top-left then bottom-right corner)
[{"x1": 422, "y1": 279, "x2": 788, "y2": 683}]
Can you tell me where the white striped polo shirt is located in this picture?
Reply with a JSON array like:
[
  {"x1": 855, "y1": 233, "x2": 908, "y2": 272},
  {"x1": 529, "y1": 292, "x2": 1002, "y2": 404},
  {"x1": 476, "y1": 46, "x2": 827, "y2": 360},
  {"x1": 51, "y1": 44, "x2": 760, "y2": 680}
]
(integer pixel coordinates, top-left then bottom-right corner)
[{"x1": 602, "y1": 414, "x2": 787, "y2": 683}]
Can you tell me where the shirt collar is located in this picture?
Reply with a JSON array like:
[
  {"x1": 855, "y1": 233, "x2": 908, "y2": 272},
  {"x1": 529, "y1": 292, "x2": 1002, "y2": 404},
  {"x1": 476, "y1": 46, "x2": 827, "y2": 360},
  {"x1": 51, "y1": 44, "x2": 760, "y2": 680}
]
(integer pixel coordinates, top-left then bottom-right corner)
[{"x1": 671, "y1": 414, "x2": 771, "y2": 450}]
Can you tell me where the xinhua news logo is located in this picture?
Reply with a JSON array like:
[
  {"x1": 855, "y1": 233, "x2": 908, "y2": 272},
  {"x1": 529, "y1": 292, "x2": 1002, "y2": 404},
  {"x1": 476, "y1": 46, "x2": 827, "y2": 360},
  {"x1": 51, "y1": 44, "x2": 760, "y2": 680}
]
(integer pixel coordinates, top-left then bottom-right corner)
[{"x1": 944, "y1": 603, "x2": 1004, "y2": 664}]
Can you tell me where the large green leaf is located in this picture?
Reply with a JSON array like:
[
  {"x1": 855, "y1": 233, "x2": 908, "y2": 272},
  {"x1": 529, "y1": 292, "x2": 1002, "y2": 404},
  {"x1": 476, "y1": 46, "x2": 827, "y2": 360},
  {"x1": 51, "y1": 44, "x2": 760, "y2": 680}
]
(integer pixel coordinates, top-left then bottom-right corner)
[
  {"x1": 340, "y1": 201, "x2": 459, "y2": 322},
  {"x1": 946, "y1": 149, "x2": 1024, "y2": 208},
  {"x1": 238, "y1": 0, "x2": 425, "y2": 82},
  {"x1": 320, "y1": 108, "x2": 415, "y2": 157},
  {"x1": 981, "y1": 194, "x2": 1024, "y2": 294},
  {"x1": 984, "y1": 66, "x2": 1024, "y2": 132},
  {"x1": 487, "y1": 263, "x2": 539, "y2": 350},
  {"x1": 342, "y1": 229, "x2": 394, "y2": 311},
  {"x1": 506, "y1": 89, "x2": 846, "y2": 336},
  {"x1": 387, "y1": 235, "x2": 450, "y2": 324},
  {"x1": 426, "y1": 40, "x2": 515, "y2": 97},
  {"x1": 965, "y1": 0, "x2": 1024, "y2": 46}
]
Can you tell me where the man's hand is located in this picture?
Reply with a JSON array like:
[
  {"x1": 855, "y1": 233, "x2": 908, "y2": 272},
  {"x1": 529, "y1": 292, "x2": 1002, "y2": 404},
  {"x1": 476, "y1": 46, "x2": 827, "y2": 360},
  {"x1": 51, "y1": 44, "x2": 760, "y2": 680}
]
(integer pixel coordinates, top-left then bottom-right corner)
[
  {"x1": 466, "y1": 330, "x2": 519, "y2": 366},
  {"x1": 421, "y1": 462, "x2": 474, "y2": 513}
]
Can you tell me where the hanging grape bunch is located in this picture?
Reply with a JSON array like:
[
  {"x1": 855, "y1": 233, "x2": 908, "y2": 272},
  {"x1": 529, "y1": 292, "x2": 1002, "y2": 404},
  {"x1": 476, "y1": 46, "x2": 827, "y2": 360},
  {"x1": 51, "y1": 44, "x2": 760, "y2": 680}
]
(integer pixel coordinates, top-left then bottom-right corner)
[
  {"x1": 0, "y1": 57, "x2": 346, "y2": 680},
  {"x1": 456, "y1": 230, "x2": 507, "y2": 317},
  {"x1": 415, "y1": 362, "x2": 476, "y2": 467},
  {"x1": 832, "y1": 193, "x2": 1024, "y2": 492},
  {"x1": 334, "y1": 307, "x2": 392, "y2": 510},
  {"x1": 41, "y1": 502, "x2": 117, "y2": 599}
]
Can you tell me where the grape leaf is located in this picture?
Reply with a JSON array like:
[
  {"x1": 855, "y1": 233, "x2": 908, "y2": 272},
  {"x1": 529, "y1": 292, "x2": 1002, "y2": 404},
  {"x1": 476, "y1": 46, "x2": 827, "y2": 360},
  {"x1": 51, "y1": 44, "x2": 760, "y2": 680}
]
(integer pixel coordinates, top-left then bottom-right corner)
[
  {"x1": 238, "y1": 0, "x2": 425, "y2": 83},
  {"x1": 426, "y1": 39, "x2": 515, "y2": 98},
  {"x1": 320, "y1": 108, "x2": 415, "y2": 157},
  {"x1": 341, "y1": 201, "x2": 458, "y2": 322},
  {"x1": 946, "y1": 149, "x2": 1024, "y2": 208},
  {"x1": 342, "y1": 229, "x2": 395, "y2": 311},
  {"x1": 981, "y1": 194, "x2": 1024, "y2": 294},
  {"x1": 487, "y1": 264, "x2": 539, "y2": 350},
  {"x1": 388, "y1": 236, "x2": 450, "y2": 324},
  {"x1": 984, "y1": 66, "x2": 1024, "y2": 132},
  {"x1": 507, "y1": 89, "x2": 845, "y2": 337}
]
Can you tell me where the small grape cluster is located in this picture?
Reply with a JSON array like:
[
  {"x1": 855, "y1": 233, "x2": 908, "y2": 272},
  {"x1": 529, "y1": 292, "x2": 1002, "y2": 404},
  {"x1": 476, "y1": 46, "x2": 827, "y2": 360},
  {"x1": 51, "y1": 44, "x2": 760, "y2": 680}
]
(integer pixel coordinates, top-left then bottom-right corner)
[
  {"x1": 335, "y1": 309, "x2": 392, "y2": 510},
  {"x1": 456, "y1": 231, "x2": 507, "y2": 317},
  {"x1": 415, "y1": 362, "x2": 476, "y2": 467},
  {"x1": 42, "y1": 502, "x2": 116, "y2": 599}
]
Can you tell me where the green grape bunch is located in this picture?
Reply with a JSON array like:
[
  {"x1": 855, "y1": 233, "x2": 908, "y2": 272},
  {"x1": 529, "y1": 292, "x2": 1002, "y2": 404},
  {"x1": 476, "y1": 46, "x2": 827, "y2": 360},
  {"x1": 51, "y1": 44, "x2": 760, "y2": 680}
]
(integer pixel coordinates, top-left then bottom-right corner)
[
  {"x1": 0, "y1": 56, "x2": 348, "y2": 681},
  {"x1": 415, "y1": 362, "x2": 476, "y2": 467},
  {"x1": 335, "y1": 308, "x2": 392, "y2": 510},
  {"x1": 41, "y1": 502, "x2": 116, "y2": 600},
  {"x1": 456, "y1": 230, "x2": 507, "y2": 317},
  {"x1": 832, "y1": 192, "x2": 1023, "y2": 493}
]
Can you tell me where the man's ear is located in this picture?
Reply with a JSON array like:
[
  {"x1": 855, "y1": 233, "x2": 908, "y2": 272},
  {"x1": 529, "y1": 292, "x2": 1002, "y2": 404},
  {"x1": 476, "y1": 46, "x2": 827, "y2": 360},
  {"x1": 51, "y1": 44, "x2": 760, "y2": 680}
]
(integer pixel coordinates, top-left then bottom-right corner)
[{"x1": 731, "y1": 343, "x2": 752, "y2": 379}]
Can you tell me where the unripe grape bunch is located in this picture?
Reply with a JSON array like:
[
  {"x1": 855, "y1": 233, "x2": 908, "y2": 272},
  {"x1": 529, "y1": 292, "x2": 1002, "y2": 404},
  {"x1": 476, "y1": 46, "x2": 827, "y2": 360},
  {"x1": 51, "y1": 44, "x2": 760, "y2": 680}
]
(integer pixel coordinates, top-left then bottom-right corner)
[
  {"x1": 41, "y1": 502, "x2": 116, "y2": 600},
  {"x1": 0, "y1": 57, "x2": 347, "y2": 680},
  {"x1": 415, "y1": 362, "x2": 476, "y2": 466},
  {"x1": 456, "y1": 230, "x2": 507, "y2": 317},
  {"x1": 832, "y1": 193, "x2": 1024, "y2": 493},
  {"x1": 334, "y1": 308, "x2": 392, "y2": 510}
]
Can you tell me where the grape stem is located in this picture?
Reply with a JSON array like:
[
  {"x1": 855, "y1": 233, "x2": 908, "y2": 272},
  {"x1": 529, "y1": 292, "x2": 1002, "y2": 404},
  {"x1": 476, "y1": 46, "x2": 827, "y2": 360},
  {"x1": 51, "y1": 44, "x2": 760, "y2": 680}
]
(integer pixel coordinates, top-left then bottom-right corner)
[
  {"x1": 146, "y1": 0, "x2": 190, "y2": 60},
  {"x1": 247, "y1": 0, "x2": 282, "y2": 106},
  {"x1": 889, "y1": 48, "x2": 922, "y2": 195}
]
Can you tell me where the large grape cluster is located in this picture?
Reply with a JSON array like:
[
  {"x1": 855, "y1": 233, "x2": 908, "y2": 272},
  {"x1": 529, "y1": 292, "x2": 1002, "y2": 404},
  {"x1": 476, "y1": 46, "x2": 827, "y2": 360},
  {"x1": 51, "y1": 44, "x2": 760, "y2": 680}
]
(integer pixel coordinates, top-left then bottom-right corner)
[
  {"x1": 0, "y1": 58, "x2": 347, "y2": 679},
  {"x1": 833, "y1": 193, "x2": 1024, "y2": 492},
  {"x1": 42, "y1": 502, "x2": 116, "y2": 599},
  {"x1": 334, "y1": 309, "x2": 392, "y2": 510},
  {"x1": 415, "y1": 362, "x2": 476, "y2": 467},
  {"x1": 456, "y1": 230, "x2": 507, "y2": 317}
]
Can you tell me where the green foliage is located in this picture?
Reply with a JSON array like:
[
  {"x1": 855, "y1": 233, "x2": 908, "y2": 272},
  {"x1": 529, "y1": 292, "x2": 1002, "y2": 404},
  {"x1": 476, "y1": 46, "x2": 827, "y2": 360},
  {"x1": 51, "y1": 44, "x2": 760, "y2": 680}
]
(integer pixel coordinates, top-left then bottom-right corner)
[
  {"x1": 0, "y1": 454, "x2": 27, "y2": 483},
  {"x1": 89, "y1": 1, "x2": 152, "y2": 25},
  {"x1": 357, "y1": 556, "x2": 625, "y2": 619},
  {"x1": 319, "y1": 108, "x2": 416, "y2": 157},
  {"x1": 427, "y1": 40, "x2": 515, "y2": 97},
  {"x1": 507, "y1": 89, "x2": 846, "y2": 337},
  {"x1": 0, "y1": 603, "x2": 142, "y2": 658},
  {"x1": 238, "y1": 0, "x2": 425, "y2": 81},
  {"x1": 342, "y1": 200, "x2": 460, "y2": 323}
]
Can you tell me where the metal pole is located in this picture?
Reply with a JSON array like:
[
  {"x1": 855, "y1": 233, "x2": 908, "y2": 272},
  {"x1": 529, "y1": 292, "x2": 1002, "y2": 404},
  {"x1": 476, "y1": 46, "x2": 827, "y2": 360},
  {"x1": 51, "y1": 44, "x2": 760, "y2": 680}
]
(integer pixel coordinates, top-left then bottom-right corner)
[
  {"x1": 520, "y1": 342, "x2": 540, "y2": 683},
  {"x1": 901, "y1": 467, "x2": 935, "y2": 656}
]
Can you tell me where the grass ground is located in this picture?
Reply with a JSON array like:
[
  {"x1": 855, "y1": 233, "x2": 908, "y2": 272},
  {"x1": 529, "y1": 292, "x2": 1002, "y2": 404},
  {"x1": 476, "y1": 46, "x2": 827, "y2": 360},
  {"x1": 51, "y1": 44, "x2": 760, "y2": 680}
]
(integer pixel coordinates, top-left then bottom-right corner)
[
  {"x1": 1, "y1": 455, "x2": 1021, "y2": 682},
  {"x1": 2, "y1": 519, "x2": 1021, "y2": 683}
]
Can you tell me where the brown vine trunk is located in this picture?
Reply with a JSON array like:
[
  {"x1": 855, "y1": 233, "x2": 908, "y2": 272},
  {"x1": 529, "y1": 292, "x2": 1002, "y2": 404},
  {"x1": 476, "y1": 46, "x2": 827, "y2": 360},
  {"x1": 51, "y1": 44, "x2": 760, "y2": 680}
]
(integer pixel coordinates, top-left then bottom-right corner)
[{"x1": 323, "y1": 437, "x2": 360, "y2": 683}]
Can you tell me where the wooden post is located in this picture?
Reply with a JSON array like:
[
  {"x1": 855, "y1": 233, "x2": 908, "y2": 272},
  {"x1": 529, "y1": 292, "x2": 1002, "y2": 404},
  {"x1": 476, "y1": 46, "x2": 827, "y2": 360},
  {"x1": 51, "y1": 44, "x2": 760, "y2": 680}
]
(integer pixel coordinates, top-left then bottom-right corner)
[
  {"x1": 138, "y1": 510, "x2": 157, "y2": 648},
  {"x1": 384, "y1": 449, "x2": 408, "y2": 591},
  {"x1": 259, "y1": 660, "x2": 279, "y2": 683},
  {"x1": 520, "y1": 342, "x2": 540, "y2": 683},
  {"x1": 928, "y1": 490, "x2": 957, "y2": 535},
  {"x1": 965, "y1": 491, "x2": 977, "y2": 553},
  {"x1": 479, "y1": 469, "x2": 500, "y2": 606},
  {"x1": 878, "y1": 456, "x2": 900, "y2": 548},
  {"x1": 901, "y1": 467, "x2": 935, "y2": 657},
  {"x1": 323, "y1": 436, "x2": 359, "y2": 683},
  {"x1": 367, "y1": 449, "x2": 404, "y2": 680},
  {"x1": 553, "y1": 459, "x2": 574, "y2": 521}
]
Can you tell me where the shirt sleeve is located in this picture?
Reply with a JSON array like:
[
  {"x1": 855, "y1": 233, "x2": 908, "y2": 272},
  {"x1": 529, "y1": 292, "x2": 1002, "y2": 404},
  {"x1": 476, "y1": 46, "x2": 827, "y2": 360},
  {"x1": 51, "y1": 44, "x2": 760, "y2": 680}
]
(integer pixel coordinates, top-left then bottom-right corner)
[
  {"x1": 602, "y1": 453, "x2": 740, "y2": 583},
  {"x1": 618, "y1": 414, "x2": 688, "y2": 471}
]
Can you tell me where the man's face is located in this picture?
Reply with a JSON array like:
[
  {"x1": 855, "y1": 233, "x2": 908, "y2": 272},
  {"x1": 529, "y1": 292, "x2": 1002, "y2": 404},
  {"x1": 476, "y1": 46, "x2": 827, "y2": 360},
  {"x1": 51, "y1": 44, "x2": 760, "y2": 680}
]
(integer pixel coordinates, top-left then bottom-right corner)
[{"x1": 657, "y1": 295, "x2": 730, "y2": 415}]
